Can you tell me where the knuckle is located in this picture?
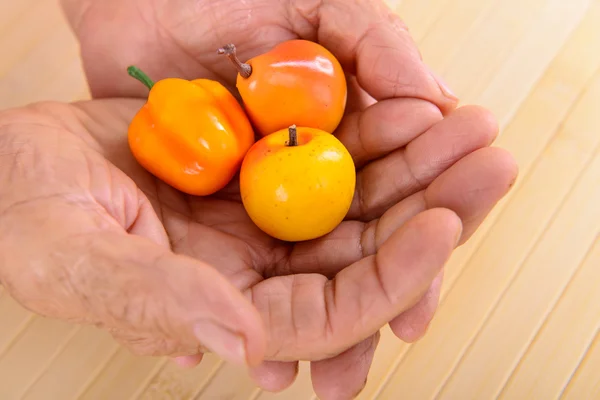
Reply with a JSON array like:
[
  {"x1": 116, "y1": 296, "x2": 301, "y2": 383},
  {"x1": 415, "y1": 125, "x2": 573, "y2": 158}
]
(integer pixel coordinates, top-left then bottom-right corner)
[
  {"x1": 356, "y1": 25, "x2": 416, "y2": 95},
  {"x1": 0, "y1": 117, "x2": 36, "y2": 181},
  {"x1": 1, "y1": 234, "x2": 95, "y2": 323},
  {"x1": 370, "y1": 50, "x2": 402, "y2": 88},
  {"x1": 110, "y1": 328, "x2": 172, "y2": 357},
  {"x1": 24, "y1": 100, "x2": 73, "y2": 117},
  {"x1": 125, "y1": 337, "x2": 171, "y2": 357},
  {"x1": 117, "y1": 333, "x2": 194, "y2": 358},
  {"x1": 0, "y1": 101, "x2": 69, "y2": 131},
  {"x1": 0, "y1": 256, "x2": 72, "y2": 320},
  {"x1": 386, "y1": 7, "x2": 409, "y2": 33},
  {"x1": 0, "y1": 101, "x2": 76, "y2": 195},
  {"x1": 290, "y1": 0, "x2": 323, "y2": 26}
]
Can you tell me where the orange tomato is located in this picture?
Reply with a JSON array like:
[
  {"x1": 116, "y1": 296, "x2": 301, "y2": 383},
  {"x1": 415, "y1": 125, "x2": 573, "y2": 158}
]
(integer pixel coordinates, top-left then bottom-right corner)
[
  {"x1": 219, "y1": 40, "x2": 347, "y2": 137},
  {"x1": 240, "y1": 125, "x2": 356, "y2": 242},
  {"x1": 127, "y1": 66, "x2": 255, "y2": 196}
]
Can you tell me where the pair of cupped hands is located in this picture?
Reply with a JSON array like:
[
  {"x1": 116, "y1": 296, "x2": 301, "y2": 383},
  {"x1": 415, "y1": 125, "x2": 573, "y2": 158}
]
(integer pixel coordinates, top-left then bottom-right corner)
[{"x1": 0, "y1": 0, "x2": 518, "y2": 398}]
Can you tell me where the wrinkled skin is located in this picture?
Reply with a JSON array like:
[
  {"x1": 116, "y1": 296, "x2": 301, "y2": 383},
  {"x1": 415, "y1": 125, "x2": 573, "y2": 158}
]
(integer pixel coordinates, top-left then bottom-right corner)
[{"x1": 0, "y1": 0, "x2": 519, "y2": 398}]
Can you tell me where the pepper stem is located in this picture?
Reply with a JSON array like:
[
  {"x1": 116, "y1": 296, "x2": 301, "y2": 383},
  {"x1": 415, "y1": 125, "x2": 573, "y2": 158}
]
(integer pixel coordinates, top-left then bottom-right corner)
[
  {"x1": 287, "y1": 125, "x2": 298, "y2": 147},
  {"x1": 127, "y1": 66, "x2": 155, "y2": 90},
  {"x1": 217, "y1": 44, "x2": 252, "y2": 79}
]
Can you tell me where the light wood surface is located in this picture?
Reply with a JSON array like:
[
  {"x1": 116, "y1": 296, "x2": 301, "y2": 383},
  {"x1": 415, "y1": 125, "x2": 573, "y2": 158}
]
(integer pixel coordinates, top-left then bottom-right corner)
[{"x1": 1, "y1": 0, "x2": 600, "y2": 398}]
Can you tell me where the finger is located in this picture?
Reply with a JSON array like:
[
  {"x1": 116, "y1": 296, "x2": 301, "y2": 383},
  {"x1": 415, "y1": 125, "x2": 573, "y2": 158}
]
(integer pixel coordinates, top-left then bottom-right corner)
[
  {"x1": 277, "y1": 147, "x2": 517, "y2": 346},
  {"x1": 251, "y1": 208, "x2": 461, "y2": 360},
  {"x1": 348, "y1": 105, "x2": 499, "y2": 221},
  {"x1": 344, "y1": 74, "x2": 377, "y2": 114},
  {"x1": 370, "y1": 148, "x2": 518, "y2": 248},
  {"x1": 300, "y1": 0, "x2": 459, "y2": 114},
  {"x1": 311, "y1": 332, "x2": 380, "y2": 400},
  {"x1": 172, "y1": 354, "x2": 204, "y2": 369},
  {"x1": 0, "y1": 198, "x2": 267, "y2": 365},
  {"x1": 388, "y1": 270, "x2": 444, "y2": 343},
  {"x1": 317, "y1": 208, "x2": 460, "y2": 356},
  {"x1": 335, "y1": 98, "x2": 443, "y2": 167},
  {"x1": 425, "y1": 147, "x2": 519, "y2": 244},
  {"x1": 269, "y1": 146, "x2": 517, "y2": 279},
  {"x1": 249, "y1": 361, "x2": 299, "y2": 392}
]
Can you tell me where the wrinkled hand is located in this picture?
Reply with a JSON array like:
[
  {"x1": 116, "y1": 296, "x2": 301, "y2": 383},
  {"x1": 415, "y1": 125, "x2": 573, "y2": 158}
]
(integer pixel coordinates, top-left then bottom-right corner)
[
  {"x1": 3, "y1": 98, "x2": 470, "y2": 397},
  {"x1": 3, "y1": 0, "x2": 518, "y2": 398}
]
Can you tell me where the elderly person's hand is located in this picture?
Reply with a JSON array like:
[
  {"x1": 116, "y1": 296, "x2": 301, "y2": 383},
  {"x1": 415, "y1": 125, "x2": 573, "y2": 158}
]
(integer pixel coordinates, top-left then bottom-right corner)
[{"x1": 0, "y1": 0, "x2": 518, "y2": 398}]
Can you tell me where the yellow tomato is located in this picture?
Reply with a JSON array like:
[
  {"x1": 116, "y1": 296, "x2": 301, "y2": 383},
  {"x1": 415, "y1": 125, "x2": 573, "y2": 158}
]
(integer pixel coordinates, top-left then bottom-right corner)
[{"x1": 239, "y1": 125, "x2": 356, "y2": 242}]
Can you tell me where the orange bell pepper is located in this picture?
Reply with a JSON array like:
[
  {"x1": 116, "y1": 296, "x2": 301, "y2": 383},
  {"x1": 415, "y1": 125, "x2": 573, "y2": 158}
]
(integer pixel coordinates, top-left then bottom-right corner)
[{"x1": 126, "y1": 66, "x2": 255, "y2": 196}]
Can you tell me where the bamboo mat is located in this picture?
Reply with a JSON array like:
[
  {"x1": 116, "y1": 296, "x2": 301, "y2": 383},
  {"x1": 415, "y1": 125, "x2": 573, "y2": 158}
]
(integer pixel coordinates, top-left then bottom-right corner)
[{"x1": 1, "y1": 0, "x2": 600, "y2": 398}]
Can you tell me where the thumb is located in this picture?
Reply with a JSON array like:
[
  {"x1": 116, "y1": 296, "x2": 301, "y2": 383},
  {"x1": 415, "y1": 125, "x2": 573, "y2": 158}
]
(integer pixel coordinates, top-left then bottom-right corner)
[
  {"x1": 2, "y1": 228, "x2": 267, "y2": 367},
  {"x1": 307, "y1": 0, "x2": 459, "y2": 114}
]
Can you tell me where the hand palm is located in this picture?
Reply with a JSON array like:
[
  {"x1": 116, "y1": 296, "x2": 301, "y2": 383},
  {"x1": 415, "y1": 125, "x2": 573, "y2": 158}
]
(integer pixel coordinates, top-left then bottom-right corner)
[
  {"x1": 6, "y1": 97, "x2": 457, "y2": 359},
  {"x1": 61, "y1": 98, "x2": 439, "y2": 359},
  {"x1": 48, "y1": 0, "x2": 519, "y2": 396}
]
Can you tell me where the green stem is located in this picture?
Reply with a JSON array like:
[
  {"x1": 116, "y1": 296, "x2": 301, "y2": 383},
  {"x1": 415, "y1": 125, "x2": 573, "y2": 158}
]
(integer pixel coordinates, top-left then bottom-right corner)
[{"x1": 127, "y1": 66, "x2": 155, "y2": 90}]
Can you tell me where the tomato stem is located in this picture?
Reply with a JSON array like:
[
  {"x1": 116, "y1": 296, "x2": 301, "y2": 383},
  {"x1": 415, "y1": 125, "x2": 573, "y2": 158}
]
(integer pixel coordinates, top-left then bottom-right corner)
[
  {"x1": 287, "y1": 125, "x2": 298, "y2": 147},
  {"x1": 217, "y1": 44, "x2": 252, "y2": 79},
  {"x1": 127, "y1": 66, "x2": 155, "y2": 90}
]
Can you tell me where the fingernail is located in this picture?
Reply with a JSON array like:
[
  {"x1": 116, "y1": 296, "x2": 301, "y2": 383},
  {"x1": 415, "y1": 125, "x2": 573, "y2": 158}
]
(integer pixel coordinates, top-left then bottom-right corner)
[
  {"x1": 454, "y1": 224, "x2": 463, "y2": 246},
  {"x1": 429, "y1": 68, "x2": 459, "y2": 102},
  {"x1": 193, "y1": 321, "x2": 247, "y2": 366}
]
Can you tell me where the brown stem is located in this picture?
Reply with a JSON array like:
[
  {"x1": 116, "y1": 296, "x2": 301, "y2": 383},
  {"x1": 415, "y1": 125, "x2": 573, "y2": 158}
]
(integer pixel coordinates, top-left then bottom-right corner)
[
  {"x1": 287, "y1": 125, "x2": 298, "y2": 147},
  {"x1": 217, "y1": 44, "x2": 252, "y2": 79}
]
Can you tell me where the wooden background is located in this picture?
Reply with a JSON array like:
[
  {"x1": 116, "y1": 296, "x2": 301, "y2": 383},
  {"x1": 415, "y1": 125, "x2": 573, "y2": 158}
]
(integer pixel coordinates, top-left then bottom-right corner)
[{"x1": 2, "y1": 0, "x2": 600, "y2": 398}]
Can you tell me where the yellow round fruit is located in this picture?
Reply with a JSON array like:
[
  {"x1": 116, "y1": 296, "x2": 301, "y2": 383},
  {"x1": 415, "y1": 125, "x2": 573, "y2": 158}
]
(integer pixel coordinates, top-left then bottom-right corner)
[{"x1": 239, "y1": 125, "x2": 356, "y2": 242}]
